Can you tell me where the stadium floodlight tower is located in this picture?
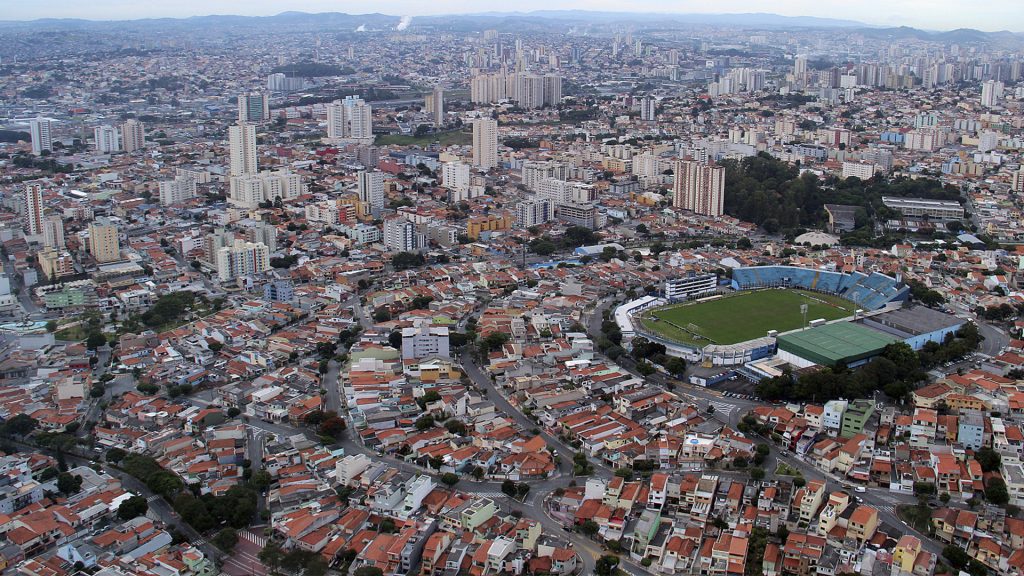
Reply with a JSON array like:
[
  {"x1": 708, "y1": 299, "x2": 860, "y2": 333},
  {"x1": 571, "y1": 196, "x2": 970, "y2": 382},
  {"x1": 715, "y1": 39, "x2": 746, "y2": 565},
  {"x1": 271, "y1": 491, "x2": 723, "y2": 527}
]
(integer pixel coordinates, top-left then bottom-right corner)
[{"x1": 800, "y1": 303, "x2": 808, "y2": 330}]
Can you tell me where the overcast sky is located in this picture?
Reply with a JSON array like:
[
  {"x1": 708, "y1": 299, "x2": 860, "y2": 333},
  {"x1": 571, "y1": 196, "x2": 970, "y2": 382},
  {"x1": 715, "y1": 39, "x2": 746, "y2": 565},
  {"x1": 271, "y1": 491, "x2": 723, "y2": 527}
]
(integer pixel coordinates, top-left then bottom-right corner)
[{"x1": 3, "y1": 1, "x2": 1019, "y2": 32}]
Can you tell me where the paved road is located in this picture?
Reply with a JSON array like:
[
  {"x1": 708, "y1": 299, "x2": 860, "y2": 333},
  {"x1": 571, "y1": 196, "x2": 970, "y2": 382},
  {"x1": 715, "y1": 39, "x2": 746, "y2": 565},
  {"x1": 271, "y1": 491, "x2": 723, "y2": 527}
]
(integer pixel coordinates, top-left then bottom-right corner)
[{"x1": 977, "y1": 321, "x2": 1008, "y2": 357}]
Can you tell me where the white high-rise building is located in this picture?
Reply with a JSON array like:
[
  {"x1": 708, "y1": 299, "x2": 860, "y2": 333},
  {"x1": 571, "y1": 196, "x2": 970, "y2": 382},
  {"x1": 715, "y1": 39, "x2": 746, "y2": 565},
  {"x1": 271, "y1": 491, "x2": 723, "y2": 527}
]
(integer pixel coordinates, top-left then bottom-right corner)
[
  {"x1": 24, "y1": 184, "x2": 44, "y2": 237},
  {"x1": 401, "y1": 320, "x2": 450, "y2": 360},
  {"x1": 228, "y1": 170, "x2": 306, "y2": 209},
  {"x1": 159, "y1": 178, "x2": 199, "y2": 206},
  {"x1": 238, "y1": 93, "x2": 270, "y2": 123},
  {"x1": 516, "y1": 197, "x2": 552, "y2": 228},
  {"x1": 640, "y1": 96, "x2": 657, "y2": 121},
  {"x1": 29, "y1": 118, "x2": 52, "y2": 155},
  {"x1": 326, "y1": 96, "x2": 373, "y2": 143},
  {"x1": 442, "y1": 161, "x2": 470, "y2": 198},
  {"x1": 358, "y1": 170, "x2": 385, "y2": 217},
  {"x1": 93, "y1": 125, "x2": 120, "y2": 153},
  {"x1": 120, "y1": 119, "x2": 145, "y2": 153},
  {"x1": 43, "y1": 215, "x2": 65, "y2": 249},
  {"x1": 383, "y1": 217, "x2": 418, "y2": 253},
  {"x1": 672, "y1": 160, "x2": 725, "y2": 217},
  {"x1": 981, "y1": 80, "x2": 1004, "y2": 107},
  {"x1": 216, "y1": 240, "x2": 270, "y2": 282},
  {"x1": 229, "y1": 123, "x2": 258, "y2": 176},
  {"x1": 472, "y1": 118, "x2": 498, "y2": 170}
]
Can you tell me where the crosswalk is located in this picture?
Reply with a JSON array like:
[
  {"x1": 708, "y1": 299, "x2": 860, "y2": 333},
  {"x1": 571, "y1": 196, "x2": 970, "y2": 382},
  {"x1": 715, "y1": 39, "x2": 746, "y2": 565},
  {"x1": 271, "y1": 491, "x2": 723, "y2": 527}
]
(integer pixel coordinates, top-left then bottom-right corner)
[
  {"x1": 146, "y1": 494, "x2": 161, "y2": 503},
  {"x1": 875, "y1": 504, "x2": 896, "y2": 515},
  {"x1": 475, "y1": 491, "x2": 508, "y2": 499},
  {"x1": 240, "y1": 530, "x2": 268, "y2": 548},
  {"x1": 708, "y1": 401, "x2": 737, "y2": 417}
]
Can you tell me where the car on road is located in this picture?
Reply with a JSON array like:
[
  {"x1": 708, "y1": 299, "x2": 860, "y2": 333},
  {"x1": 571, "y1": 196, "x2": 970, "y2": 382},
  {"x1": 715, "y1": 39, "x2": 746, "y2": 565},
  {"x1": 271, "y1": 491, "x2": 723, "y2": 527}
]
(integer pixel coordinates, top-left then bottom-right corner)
[{"x1": 854, "y1": 486, "x2": 866, "y2": 493}]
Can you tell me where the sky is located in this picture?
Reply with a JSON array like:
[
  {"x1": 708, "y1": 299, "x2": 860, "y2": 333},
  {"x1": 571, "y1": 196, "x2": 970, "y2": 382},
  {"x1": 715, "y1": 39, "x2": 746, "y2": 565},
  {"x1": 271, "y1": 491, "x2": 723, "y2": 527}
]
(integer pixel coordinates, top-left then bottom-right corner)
[{"x1": 1, "y1": 0, "x2": 1019, "y2": 32}]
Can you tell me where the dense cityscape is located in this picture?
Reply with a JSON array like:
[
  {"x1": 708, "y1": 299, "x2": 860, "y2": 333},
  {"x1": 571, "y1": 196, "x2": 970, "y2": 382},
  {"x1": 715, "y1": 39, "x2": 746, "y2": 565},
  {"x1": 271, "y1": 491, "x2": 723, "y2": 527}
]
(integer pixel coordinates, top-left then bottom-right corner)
[{"x1": 0, "y1": 6, "x2": 1023, "y2": 576}]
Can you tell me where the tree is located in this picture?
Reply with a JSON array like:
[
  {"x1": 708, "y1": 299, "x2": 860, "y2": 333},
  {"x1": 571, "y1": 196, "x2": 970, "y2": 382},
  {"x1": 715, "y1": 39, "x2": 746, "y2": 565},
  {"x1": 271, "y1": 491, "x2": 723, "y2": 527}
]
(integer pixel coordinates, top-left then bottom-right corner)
[
  {"x1": 440, "y1": 473, "x2": 459, "y2": 489},
  {"x1": 388, "y1": 331, "x2": 403, "y2": 350},
  {"x1": 580, "y1": 519, "x2": 599, "y2": 536},
  {"x1": 57, "y1": 472, "x2": 83, "y2": 495},
  {"x1": 106, "y1": 448, "x2": 127, "y2": 463},
  {"x1": 259, "y1": 542, "x2": 285, "y2": 571},
  {"x1": 516, "y1": 482, "x2": 530, "y2": 500},
  {"x1": 986, "y1": 477, "x2": 1010, "y2": 506},
  {"x1": 975, "y1": 447, "x2": 1002, "y2": 473},
  {"x1": 251, "y1": 470, "x2": 273, "y2": 491},
  {"x1": 614, "y1": 468, "x2": 634, "y2": 481},
  {"x1": 501, "y1": 479, "x2": 517, "y2": 497},
  {"x1": 117, "y1": 496, "x2": 149, "y2": 520},
  {"x1": 354, "y1": 568, "x2": 385, "y2": 576},
  {"x1": 1, "y1": 414, "x2": 37, "y2": 437},
  {"x1": 212, "y1": 528, "x2": 238, "y2": 553},
  {"x1": 372, "y1": 307, "x2": 391, "y2": 323},
  {"x1": 414, "y1": 414, "x2": 435, "y2": 431},
  {"x1": 444, "y1": 420, "x2": 467, "y2": 435},
  {"x1": 319, "y1": 415, "x2": 347, "y2": 438},
  {"x1": 595, "y1": 555, "x2": 620, "y2": 576},
  {"x1": 86, "y1": 332, "x2": 107, "y2": 349},
  {"x1": 750, "y1": 468, "x2": 765, "y2": 481}
]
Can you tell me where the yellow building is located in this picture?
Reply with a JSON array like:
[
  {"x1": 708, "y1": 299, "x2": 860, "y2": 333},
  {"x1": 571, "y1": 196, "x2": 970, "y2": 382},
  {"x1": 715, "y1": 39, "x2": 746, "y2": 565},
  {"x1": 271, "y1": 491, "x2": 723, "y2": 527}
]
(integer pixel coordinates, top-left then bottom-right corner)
[
  {"x1": 38, "y1": 249, "x2": 75, "y2": 280},
  {"x1": 847, "y1": 505, "x2": 879, "y2": 543},
  {"x1": 88, "y1": 219, "x2": 121, "y2": 263},
  {"x1": 603, "y1": 157, "x2": 630, "y2": 173},
  {"x1": 945, "y1": 393, "x2": 987, "y2": 412},
  {"x1": 892, "y1": 535, "x2": 922, "y2": 574},
  {"x1": 466, "y1": 213, "x2": 511, "y2": 240}
]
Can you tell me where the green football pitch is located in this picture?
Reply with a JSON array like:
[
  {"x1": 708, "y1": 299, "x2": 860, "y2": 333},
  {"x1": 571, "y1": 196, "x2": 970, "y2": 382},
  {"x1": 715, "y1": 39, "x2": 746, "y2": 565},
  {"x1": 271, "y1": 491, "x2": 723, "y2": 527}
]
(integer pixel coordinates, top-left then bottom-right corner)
[{"x1": 638, "y1": 289, "x2": 856, "y2": 347}]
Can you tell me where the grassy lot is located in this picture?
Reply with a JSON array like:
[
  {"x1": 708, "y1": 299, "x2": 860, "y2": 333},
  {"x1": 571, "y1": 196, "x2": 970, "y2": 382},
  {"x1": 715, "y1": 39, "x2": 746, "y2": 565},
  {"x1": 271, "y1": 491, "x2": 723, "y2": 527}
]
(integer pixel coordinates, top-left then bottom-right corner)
[
  {"x1": 775, "y1": 462, "x2": 803, "y2": 477},
  {"x1": 376, "y1": 130, "x2": 472, "y2": 147},
  {"x1": 639, "y1": 289, "x2": 855, "y2": 347}
]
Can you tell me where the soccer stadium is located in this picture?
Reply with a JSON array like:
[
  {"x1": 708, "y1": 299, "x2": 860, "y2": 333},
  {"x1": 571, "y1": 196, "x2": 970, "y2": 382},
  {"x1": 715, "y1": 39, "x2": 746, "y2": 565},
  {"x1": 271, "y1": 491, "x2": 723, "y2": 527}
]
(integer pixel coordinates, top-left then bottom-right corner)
[{"x1": 621, "y1": 266, "x2": 913, "y2": 367}]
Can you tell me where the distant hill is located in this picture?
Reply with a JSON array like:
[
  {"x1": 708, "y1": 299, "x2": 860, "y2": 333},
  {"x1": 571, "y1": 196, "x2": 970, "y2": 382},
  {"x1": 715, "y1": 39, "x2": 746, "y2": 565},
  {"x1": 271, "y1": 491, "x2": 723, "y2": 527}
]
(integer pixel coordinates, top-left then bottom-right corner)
[{"x1": 0, "y1": 10, "x2": 1018, "y2": 41}]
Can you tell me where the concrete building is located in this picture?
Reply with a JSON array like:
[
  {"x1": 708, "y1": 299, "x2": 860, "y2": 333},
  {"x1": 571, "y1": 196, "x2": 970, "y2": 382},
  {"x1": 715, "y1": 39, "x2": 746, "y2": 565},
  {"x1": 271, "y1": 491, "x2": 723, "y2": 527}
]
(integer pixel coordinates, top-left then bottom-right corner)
[
  {"x1": 472, "y1": 118, "x2": 498, "y2": 170},
  {"x1": 158, "y1": 178, "x2": 198, "y2": 206},
  {"x1": 43, "y1": 215, "x2": 65, "y2": 249},
  {"x1": 426, "y1": 86, "x2": 444, "y2": 127},
  {"x1": 357, "y1": 170, "x2": 385, "y2": 217},
  {"x1": 238, "y1": 93, "x2": 270, "y2": 123},
  {"x1": 327, "y1": 96, "x2": 373, "y2": 143},
  {"x1": 88, "y1": 219, "x2": 121, "y2": 264},
  {"x1": 29, "y1": 118, "x2": 52, "y2": 155},
  {"x1": 664, "y1": 274, "x2": 717, "y2": 302},
  {"x1": 383, "y1": 217, "x2": 419, "y2": 253},
  {"x1": 24, "y1": 183, "x2": 44, "y2": 237},
  {"x1": 672, "y1": 161, "x2": 725, "y2": 217},
  {"x1": 120, "y1": 119, "x2": 145, "y2": 153},
  {"x1": 402, "y1": 321, "x2": 450, "y2": 360},
  {"x1": 228, "y1": 123, "x2": 258, "y2": 176},
  {"x1": 516, "y1": 197, "x2": 552, "y2": 228},
  {"x1": 93, "y1": 125, "x2": 120, "y2": 153},
  {"x1": 881, "y1": 197, "x2": 964, "y2": 220},
  {"x1": 442, "y1": 161, "x2": 470, "y2": 199},
  {"x1": 216, "y1": 240, "x2": 270, "y2": 282}
]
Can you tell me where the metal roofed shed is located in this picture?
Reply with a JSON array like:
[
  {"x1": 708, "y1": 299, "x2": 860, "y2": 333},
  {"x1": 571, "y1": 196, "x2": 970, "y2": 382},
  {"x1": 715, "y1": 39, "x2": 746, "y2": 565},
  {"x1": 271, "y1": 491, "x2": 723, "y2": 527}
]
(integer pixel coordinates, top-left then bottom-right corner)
[{"x1": 776, "y1": 322, "x2": 899, "y2": 368}]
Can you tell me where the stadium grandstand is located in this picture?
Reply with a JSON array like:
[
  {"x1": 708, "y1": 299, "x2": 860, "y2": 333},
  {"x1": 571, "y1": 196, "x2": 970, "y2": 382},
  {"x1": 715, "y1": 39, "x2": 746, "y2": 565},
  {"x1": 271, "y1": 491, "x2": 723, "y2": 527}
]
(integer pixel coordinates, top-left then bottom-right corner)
[{"x1": 730, "y1": 266, "x2": 909, "y2": 311}]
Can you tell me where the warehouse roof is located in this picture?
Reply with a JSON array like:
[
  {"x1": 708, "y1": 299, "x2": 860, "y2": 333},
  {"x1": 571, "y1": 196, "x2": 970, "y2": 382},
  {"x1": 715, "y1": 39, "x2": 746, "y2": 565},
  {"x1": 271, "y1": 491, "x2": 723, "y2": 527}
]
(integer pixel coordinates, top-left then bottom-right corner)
[{"x1": 777, "y1": 322, "x2": 899, "y2": 366}]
